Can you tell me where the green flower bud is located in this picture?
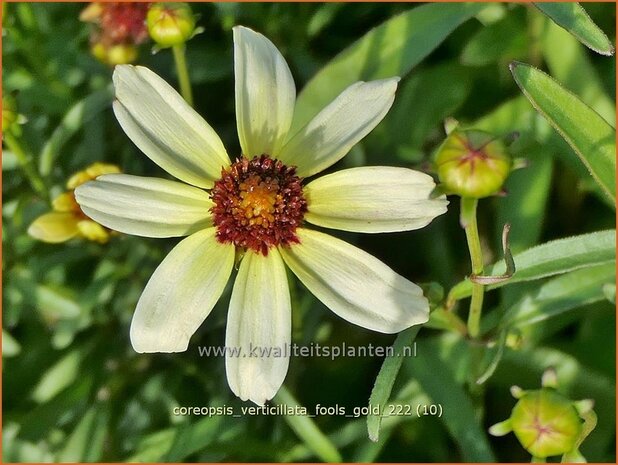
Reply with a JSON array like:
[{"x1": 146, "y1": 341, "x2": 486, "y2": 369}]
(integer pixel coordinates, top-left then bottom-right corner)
[
  {"x1": 509, "y1": 389, "x2": 582, "y2": 458},
  {"x1": 147, "y1": 3, "x2": 196, "y2": 48},
  {"x1": 435, "y1": 130, "x2": 512, "y2": 199}
]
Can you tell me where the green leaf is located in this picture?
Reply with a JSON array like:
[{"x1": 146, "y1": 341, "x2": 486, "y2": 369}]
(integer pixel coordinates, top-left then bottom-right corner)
[
  {"x1": 379, "y1": 62, "x2": 471, "y2": 160},
  {"x1": 501, "y1": 262, "x2": 615, "y2": 329},
  {"x1": 404, "y1": 346, "x2": 496, "y2": 461},
  {"x1": 2, "y1": 330, "x2": 21, "y2": 357},
  {"x1": 461, "y1": 13, "x2": 528, "y2": 66},
  {"x1": 366, "y1": 326, "x2": 421, "y2": 442},
  {"x1": 283, "y1": 383, "x2": 429, "y2": 462},
  {"x1": 534, "y1": 2, "x2": 615, "y2": 56},
  {"x1": 494, "y1": 145, "x2": 553, "y2": 254},
  {"x1": 31, "y1": 343, "x2": 93, "y2": 403},
  {"x1": 541, "y1": 18, "x2": 615, "y2": 125},
  {"x1": 510, "y1": 62, "x2": 616, "y2": 204},
  {"x1": 274, "y1": 386, "x2": 342, "y2": 463},
  {"x1": 56, "y1": 404, "x2": 109, "y2": 462},
  {"x1": 35, "y1": 284, "x2": 81, "y2": 322},
  {"x1": 127, "y1": 414, "x2": 224, "y2": 462},
  {"x1": 449, "y1": 230, "x2": 616, "y2": 301},
  {"x1": 38, "y1": 86, "x2": 114, "y2": 176},
  {"x1": 291, "y1": 2, "x2": 486, "y2": 133}
]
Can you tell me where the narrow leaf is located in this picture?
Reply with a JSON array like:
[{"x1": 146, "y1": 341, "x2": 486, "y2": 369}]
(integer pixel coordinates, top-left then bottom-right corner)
[
  {"x1": 501, "y1": 262, "x2": 615, "y2": 328},
  {"x1": 127, "y1": 414, "x2": 224, "y2": 462},
  {"x1": 510, "y1": 62, "x2": 616, "y2": 204},
  {"x1": 405, "y1": 347, "x2": 496, "y2": 461},
  {"x1": 534, "y1": 2, "x2": 615, "y2": 56},
  {"x1": 367, "y1": 326, "x2": 421, "y2": 442},
  {"x1": 542, "y1": 18, "x2": 615, "y2": 125},
  {"x1": 38, "y1": 86, "x2": 114, "y2": 176},
  {"x1": 274, "y1": 386, "x2": 342, "y2": 463},
  {"x1": 291, "y1": 2, "x2": 486, "y2": 133},
  {"x1": 2, "y1": 329, "x2": 21, "y2": 357},
  {"x1": 449, "y1": 230, "x2": 616, "y2": 301},
  {"x1": 56, "y1": 405, "x2": 109, "y2": 462}
]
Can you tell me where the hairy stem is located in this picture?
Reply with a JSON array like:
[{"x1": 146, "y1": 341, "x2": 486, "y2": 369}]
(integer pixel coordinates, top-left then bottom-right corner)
[{"x1": 461, "y1": 197, "x2": 484, "y2": 338}]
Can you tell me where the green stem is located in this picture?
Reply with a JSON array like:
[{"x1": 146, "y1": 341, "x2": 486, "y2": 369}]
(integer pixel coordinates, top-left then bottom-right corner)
[
  {"x1": 172, "y1": 44, "x2": 193, "y2": 106},
  {"x1": 4, "y1": 132, "x2": 48, "y2": 200},
  {"x1": 461, "y1": 197, "x2": 484, "y2": 338}
]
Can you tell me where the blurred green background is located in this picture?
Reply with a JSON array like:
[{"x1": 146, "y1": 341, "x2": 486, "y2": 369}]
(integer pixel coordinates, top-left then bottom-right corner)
[{"x1": 2, "y1": 2, "x2": 616, "y2": 462}]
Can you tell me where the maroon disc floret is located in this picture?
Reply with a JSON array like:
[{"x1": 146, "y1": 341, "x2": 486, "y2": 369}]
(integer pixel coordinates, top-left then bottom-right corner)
[{"x1": 210, "y1": 155, "x2": 307, "y2": 255}]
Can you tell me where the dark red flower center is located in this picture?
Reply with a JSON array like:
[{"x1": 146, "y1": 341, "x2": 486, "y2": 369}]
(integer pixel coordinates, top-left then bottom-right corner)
[{"x1": 210, "y1": 155, "x2": 307, "y2": 255}]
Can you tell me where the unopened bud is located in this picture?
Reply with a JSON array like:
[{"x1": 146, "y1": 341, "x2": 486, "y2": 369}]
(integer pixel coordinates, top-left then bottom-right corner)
[
  {"x1": 509, "y1": 389, "x2": 582, "y2": 458},
  {"x1": 490, "y1": 373, "x2": 594, "y2": 460},
  {"x1": 435, "y1": 130, "x2": 512, "y2": 199},
  {"x1": 147, "y1": 3, "x2": 196, "y2": 48}
]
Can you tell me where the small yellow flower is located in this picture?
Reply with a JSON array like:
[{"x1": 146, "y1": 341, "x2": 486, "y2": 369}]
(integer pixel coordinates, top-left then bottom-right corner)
[{"x1": 28, "y1": 163, "x2": 121, "y2": 244}]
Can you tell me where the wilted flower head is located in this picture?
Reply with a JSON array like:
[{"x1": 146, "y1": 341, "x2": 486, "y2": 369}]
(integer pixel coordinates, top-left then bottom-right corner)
[
  {"x1": 28, "y1": 163, "x2": 121, "y2": 244},
  {"x1": 75, "y1": 26, "x2": 448, "y2": 405},
  {"x1": 80, "y1": 2, "x2": 150, "y2": 66}
]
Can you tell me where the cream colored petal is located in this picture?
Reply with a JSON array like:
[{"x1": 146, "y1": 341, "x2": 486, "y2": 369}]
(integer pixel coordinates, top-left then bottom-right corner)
[
  {"x1": 233, "y1": 26, "x2": 296, "y2": 157},
  {"x1": 130, "y1": 228, "x2": 234, "y2": 353},
  {"x1": 280, "y1": 229, "x2": 428, "y2": 333},
  {"x1": 226, "y1": 249, "x2": 291, "y2": 405},
  {"x1": 74, "y1": 173, "x2": 213, "y2": 238},
  {"x1": 304, "y1": 167, "x2": 448, "y2": 233},
  {"x1": 278, "y1": 78, "x2": 399, "y2": 177},
  {"x1": 113, "y1": 65, "x2": 230, "y2": 188},
  {"x1": 28, "y1": 212, "x2": 80, "y2": 243}
]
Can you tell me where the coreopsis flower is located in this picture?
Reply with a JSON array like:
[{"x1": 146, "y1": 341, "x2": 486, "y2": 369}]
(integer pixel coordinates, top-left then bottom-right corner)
[
  {"x1": 75, "y1": 26, "x2": 448, "y2": 404},
  {"x1": 80, "y1": 2, "x2": 150, "y2": 66},
  {"x1": 28, "y1": 163, "x2": 120, "y2": 244}
]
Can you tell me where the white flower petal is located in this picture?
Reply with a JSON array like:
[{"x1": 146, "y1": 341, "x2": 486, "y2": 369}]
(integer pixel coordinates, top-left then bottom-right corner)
[
  {"x1": 130, "y1": 228, "x2": 234, "y2": 353},
  {"x1": 113, "y1": 65, "x2": 230, "y2": 188},
  {"x1": 226, "y1": 249, "x2": 291, "y2": 405},
  {"x1": 280, "y1": 228, "x2": 428, "y2": 333},
  {"x1": 278, "y1": 78, "x2": 399, "y2": 178},
  {"x1": 304, "y1": 167, "x2": 448, "y2": 233},
  {"x1": 75, "y1": 173, "x2": 213, "y2": 238},
  {"x1": 233, "y1": 26, "x2": 296, "y2": 157}
]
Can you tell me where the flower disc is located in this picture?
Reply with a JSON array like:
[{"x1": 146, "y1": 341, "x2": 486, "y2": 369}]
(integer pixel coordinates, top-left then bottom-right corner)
[{"x1": 210, "y1": 155, "x2": 307, "y2": 255}]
